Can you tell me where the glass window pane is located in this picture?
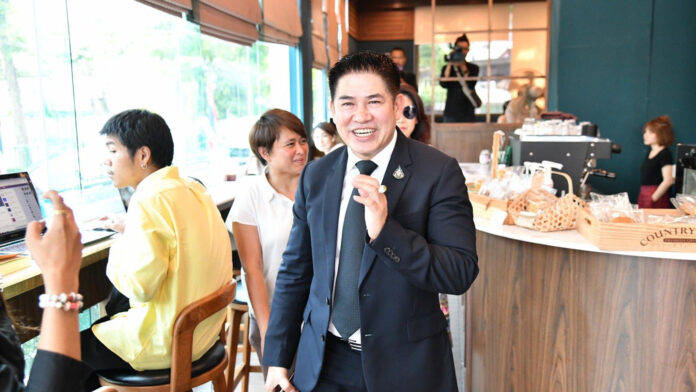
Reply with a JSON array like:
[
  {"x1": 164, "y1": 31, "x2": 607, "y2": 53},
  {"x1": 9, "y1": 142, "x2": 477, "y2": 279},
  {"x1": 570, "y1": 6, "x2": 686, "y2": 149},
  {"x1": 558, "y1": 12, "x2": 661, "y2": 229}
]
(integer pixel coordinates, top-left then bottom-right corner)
[
  {"x1": 312, "y1": 67, "x2": 328, "y2": 124},
  {"x1": 509, "y1": 30, "x2": 547, "y2": 78},
  {"x1": 416, "y1": 5, "x2": 491, "y2": 45},
  {"x1": 491, "y1": 2, "x2": 548, "y2": 30},
  {"x1": 64, "y1": 0, "x2": 292, "y2": 204},
  {"x1": 66, "y1": 0, "x2": 201, "y2": 218},
  {"x1": 490, "y1": 4, "x2": 513, "y2": 32},
  {"x1": 512, "y1": 1, "x2": 548, "y2": 30},
  {"x1": 0, "y1": 0, "x2": 79, "y2": 206}
]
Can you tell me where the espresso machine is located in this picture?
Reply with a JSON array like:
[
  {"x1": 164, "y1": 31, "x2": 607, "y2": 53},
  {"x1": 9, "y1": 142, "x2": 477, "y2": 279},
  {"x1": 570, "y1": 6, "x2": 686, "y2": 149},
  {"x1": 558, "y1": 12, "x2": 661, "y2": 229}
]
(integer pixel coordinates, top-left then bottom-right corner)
[
  {"x1": 676, "y1": 144, "x2": 696, "y2": 194},
  {"x1": 510, "y1": 134, "x2": 621, "y2": 196}
]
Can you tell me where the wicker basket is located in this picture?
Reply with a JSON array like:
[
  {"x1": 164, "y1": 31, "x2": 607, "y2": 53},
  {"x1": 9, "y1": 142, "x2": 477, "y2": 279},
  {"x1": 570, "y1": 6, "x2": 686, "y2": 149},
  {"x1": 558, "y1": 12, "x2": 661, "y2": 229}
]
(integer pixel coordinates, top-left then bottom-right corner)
[{"x1": 508, "y1": 171, "x2": 587, "y2": 232}]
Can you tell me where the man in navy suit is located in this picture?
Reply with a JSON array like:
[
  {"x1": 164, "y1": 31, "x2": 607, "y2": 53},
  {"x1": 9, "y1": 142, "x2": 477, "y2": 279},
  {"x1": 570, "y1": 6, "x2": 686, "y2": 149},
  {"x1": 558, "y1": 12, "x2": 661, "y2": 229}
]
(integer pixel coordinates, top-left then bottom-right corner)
[{"x1": 264, "y1": 51, "x2": 478, "y2": 392}]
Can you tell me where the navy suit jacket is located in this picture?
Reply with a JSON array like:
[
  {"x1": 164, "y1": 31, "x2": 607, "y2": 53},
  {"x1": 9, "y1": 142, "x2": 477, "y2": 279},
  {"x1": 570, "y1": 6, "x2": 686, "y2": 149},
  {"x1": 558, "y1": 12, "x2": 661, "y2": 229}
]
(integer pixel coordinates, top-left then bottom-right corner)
[{"x1": 264, "y1": 131, "x2": 478, "y2": 391}]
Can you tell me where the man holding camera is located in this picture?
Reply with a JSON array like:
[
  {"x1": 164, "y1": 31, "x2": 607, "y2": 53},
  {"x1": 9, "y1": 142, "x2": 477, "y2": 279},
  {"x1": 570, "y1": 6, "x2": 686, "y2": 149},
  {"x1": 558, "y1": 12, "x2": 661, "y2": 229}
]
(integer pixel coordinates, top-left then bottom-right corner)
[{"x1": 440, "y1": 34, "x2": 480, "y2": 122}]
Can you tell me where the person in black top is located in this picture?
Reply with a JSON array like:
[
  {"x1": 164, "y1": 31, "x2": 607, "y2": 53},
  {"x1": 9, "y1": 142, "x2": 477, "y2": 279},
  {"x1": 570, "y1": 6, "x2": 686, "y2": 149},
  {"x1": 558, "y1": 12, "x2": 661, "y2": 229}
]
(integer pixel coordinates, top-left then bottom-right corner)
[
  {"x1": 389, "y1": 47, "x2": 418, "y2": 91},
  {"x1": 440, "y1": 34, "x2": 480, "y2": 123},
  {"x1": 638, "y1": 115, "x2": 675, "y2": 208},
  {"x1": 0, "y1": 191, "x2": 92, "y2": 391}
]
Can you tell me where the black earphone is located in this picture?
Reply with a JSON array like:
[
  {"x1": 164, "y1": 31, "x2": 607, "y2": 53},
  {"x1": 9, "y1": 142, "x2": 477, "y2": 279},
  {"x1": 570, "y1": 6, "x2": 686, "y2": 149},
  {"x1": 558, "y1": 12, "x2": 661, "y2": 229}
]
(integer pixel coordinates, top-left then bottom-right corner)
[{"x1": 403, "y1": 105, "x2": 417, "y2": 120}]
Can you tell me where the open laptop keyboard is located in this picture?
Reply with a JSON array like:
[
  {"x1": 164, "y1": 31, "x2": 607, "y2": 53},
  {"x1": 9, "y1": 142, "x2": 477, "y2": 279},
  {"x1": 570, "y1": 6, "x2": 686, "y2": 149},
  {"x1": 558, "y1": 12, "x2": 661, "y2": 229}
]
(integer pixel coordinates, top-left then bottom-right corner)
[{"x1": 0, "y1": 241, "x2": 27, "y2": 254}]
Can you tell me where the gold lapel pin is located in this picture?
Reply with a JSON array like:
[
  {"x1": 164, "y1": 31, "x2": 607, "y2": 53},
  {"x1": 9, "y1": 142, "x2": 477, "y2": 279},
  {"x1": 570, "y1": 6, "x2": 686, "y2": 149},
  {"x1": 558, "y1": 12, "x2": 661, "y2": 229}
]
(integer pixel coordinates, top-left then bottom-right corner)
[{"x1": 393, "y1": 166, "x2": 404, "y2": 180}]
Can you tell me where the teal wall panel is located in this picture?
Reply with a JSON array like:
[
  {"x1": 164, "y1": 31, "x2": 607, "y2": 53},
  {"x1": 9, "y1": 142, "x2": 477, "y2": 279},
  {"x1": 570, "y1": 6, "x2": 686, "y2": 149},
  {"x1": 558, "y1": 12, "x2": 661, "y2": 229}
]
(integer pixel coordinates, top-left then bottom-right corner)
[{"x1": 549, "y1": 0, "x2": 696, "y2": 201}]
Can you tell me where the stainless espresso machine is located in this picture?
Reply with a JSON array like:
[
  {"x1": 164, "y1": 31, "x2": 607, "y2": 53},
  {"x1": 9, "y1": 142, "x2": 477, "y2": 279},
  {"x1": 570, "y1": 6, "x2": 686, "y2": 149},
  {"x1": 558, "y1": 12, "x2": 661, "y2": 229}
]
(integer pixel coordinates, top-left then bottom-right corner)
[{"x1": 510, "y1": 134, "x2": 621, "y2": 196}]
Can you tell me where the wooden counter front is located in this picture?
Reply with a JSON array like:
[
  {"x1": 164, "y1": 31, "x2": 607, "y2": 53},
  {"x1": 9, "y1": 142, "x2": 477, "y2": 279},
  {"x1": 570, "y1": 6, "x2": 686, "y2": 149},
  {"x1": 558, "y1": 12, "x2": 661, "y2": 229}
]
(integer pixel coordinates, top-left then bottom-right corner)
[
  {"x1": 468, "y1": 226, "x2": 696, "y2": 391},
  {"x1": 1, "y1": 240, "x2": 114, "y2": 342}
]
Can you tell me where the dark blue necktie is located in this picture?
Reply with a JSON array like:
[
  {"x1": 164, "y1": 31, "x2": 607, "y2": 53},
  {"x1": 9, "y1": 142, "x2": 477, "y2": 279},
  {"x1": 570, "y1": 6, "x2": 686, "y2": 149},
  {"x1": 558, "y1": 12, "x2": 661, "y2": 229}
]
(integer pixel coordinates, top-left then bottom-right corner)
[{"x1": 332, "y1": 160, "x2": 378, "y2": 338}]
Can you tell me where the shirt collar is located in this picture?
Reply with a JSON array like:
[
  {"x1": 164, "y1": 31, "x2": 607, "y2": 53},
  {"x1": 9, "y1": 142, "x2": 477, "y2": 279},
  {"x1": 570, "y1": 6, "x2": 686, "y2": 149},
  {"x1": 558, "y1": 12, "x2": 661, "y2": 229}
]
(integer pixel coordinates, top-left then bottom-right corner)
[
  {"x1": 259, "y1": 170, "x2": 278, "y2": 203},
  {"x1": 258, "y1": 168, "x2": 294, "y2": 204},
  {"x1": 137, "y1": 166, "x2": 178, "y2": 190},
  {"x1": 346, "y1": 128, "x2": 398, "y2": 173}
]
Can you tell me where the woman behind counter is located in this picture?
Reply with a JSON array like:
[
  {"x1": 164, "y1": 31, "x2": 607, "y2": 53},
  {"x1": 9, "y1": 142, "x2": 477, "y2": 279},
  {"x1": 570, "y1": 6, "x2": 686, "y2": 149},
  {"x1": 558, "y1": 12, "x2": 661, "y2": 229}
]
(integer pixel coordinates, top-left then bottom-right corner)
[
  {"x1": 639, "y1": 115, "x2": 675, "y2": 208},
  {"x1": 226, "y1": 109, "x2": 309, "y2": 378}
]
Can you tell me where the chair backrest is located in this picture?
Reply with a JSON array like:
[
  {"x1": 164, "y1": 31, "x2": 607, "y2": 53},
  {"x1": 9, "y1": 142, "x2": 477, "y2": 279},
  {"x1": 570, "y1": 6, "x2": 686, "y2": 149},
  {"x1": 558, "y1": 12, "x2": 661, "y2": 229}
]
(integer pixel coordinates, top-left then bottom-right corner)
[{"x1": 170, "y1": 280, "x2": 236, "y2": 390}]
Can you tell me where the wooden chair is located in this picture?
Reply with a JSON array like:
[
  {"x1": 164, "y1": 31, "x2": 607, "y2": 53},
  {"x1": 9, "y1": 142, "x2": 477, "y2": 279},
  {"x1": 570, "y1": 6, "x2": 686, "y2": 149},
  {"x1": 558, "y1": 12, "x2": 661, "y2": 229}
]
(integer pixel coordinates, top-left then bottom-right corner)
[
  {"x1": 97, "y1": 280, "x2": 236, "y2": 392},
  {"x1": 224, "y1": 298, "x2": 262, "y2": 392}
]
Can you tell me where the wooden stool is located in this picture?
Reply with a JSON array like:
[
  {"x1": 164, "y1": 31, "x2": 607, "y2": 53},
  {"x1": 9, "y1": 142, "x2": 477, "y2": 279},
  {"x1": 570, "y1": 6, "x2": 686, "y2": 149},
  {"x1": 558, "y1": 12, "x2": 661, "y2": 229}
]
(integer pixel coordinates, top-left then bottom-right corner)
[
  {"x1": 97, "y1": 280, "x2": 236, "y2": 392},
  {"x1": 225, "y1": 300, "x2": 262, "y2": 392}
]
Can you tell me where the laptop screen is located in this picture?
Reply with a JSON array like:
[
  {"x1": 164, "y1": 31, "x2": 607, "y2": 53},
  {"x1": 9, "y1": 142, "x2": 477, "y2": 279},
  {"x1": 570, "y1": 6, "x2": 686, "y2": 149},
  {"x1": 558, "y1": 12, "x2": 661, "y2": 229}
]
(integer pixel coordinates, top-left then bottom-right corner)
[{"x1": 0, "y1": 172, "x2": 42, "y2": 242}]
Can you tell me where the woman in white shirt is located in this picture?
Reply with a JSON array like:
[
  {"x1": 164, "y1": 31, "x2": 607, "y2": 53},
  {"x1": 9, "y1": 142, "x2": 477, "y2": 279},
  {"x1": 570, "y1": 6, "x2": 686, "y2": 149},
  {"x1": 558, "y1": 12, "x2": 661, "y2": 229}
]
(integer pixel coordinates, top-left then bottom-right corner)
[
  {"x1": 312, "y1": 121, "x2": 344, "y2": 155},
  {"x1": 226, "y1": 109, "x2": 309, "y2": 377}
]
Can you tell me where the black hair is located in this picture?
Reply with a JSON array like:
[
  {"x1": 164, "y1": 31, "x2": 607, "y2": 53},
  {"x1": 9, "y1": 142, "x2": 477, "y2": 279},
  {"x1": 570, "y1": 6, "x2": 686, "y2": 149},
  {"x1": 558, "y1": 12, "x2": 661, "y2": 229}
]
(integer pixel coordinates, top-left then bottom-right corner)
[
  {"x1": 328, "y1": 51, "x2": 400, "y2": 100},
  {"x1": 314, "y1": 121, "x2": 338, "y2": 137},
  {"x1": 399, "y1": 83, "x2": 431, "y2": 144},
  {"x1": 390, "y1": 47, "x2": 406, "y2": 55},
  {"x1": 99, "y1": 109, "x2": 174, "y2": 168},
  {"x1": 455, "y1": 33, "x2": 470, "y2": 46},
  {"x1": 250, "y1": 109, "x2": 307, "y2": 165}
]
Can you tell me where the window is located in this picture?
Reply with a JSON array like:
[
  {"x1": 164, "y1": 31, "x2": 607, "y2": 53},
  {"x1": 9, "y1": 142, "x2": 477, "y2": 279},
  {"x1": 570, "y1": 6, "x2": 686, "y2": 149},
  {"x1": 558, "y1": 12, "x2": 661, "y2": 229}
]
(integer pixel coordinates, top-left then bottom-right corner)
[
  {"x1": 415, "y1": 1, "x2": 549, "y2": 122},
  {"x1": 0, "y1": 0, "x2": 293, "y2": 219},
  {"x1": 312, "y1": 67, "x2": 329, "y2": 125}
]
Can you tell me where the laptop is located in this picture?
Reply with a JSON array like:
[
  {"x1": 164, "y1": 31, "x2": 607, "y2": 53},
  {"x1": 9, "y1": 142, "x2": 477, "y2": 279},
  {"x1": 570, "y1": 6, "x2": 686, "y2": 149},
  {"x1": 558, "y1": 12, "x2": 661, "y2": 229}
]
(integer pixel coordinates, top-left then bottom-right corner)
[{"x1": 0, "y1": 172, "x2": 116, "y2": 256}]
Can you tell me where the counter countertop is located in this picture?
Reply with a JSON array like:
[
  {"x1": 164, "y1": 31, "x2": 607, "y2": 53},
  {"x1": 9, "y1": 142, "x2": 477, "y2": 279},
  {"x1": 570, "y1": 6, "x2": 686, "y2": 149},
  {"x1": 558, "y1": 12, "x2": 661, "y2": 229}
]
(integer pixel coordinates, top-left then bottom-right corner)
[{"x1": 474, "y1": 217, "x2": 696, "y2": 261}]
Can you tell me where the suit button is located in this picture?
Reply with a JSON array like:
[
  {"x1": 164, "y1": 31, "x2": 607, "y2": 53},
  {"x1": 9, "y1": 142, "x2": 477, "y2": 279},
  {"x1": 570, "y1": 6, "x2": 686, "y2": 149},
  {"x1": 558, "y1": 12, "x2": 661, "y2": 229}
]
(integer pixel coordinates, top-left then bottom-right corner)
[
  {"x1": 321, "y1": 334, "x2": 325, "y2": 342},
  {"x1": 325, "y1": 297, "x2": 331, "y2": 306},
  {"x1": 393, "y1": 256, "x2": 400, "y2": 263}
]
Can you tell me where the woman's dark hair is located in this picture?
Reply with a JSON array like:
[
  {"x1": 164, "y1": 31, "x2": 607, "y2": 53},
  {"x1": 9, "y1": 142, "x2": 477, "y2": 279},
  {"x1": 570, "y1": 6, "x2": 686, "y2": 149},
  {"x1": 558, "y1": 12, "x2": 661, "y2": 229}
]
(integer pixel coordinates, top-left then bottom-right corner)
[
  {"x1": 328, "y1": 51, "x2": 400, "y2": 100},
  {"x1": 250, "y1": 109, "x2": 307, "y2": 165},
  {"x1": 1, "y1": 291, "x2": 32, "y2": 333},
  {"x1": 314, "y1": 121, "x2": 338, "y2": 137},
  {"x1": 399, "y1": 83, "x2": 431, "y2": 144},
  {"x1": 643, "y1": 115, "x2": 675, "y2": 146},
  {"x1": 99, "y1": 109, "x2": 174, "y2": 168}
]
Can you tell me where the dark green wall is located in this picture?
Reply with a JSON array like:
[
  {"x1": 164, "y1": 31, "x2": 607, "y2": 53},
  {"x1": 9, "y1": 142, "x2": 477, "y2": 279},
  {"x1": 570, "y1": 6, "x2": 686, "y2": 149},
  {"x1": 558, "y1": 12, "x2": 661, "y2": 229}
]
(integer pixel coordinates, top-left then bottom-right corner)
[{"x1": 548, "y1": 0, "x2": 696, "y2": 201}]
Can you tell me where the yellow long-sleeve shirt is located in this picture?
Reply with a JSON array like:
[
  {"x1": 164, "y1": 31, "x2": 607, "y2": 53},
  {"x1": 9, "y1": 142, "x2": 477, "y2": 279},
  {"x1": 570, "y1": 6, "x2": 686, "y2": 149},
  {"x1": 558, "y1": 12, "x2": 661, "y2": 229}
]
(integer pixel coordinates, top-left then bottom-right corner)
[{"x1": 93, "y1": 166, "x2": 232, "y2": 370}]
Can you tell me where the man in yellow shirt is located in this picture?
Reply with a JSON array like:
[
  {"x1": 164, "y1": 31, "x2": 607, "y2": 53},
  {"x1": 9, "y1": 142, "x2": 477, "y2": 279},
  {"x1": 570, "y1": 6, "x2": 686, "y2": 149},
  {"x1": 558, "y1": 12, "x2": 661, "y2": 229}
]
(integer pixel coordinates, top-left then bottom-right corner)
[{"x1": 80, "y1": 109, "x2": 232, "y2": 376}]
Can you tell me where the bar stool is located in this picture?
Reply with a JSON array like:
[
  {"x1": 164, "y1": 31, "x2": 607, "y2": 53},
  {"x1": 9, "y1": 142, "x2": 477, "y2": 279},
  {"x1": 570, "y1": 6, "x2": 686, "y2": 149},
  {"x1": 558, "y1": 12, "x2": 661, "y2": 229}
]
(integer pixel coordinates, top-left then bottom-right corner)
[
  {"x1": 224, "y1": 279, "x2": 262, "y2": 392},
  {"x1": 97, "y1": 280, "x2": 236, "y2": 392}
]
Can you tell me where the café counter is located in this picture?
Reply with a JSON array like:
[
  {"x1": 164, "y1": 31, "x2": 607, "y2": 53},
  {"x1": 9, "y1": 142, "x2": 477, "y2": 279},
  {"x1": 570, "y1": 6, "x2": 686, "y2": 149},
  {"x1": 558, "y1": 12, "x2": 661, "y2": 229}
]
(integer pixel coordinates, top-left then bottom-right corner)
[{"x1": 467, "y1": 218, "x2": 696, "y2": 391}]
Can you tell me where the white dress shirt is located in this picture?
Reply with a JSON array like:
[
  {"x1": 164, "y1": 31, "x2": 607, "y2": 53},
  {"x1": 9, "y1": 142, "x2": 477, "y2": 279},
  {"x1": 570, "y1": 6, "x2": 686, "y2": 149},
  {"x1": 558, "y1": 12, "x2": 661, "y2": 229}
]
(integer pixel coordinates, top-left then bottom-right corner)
[
  {"x1": 226, "y1": 172, "x2": 295, "y2": 317},
  {"x1": 328, "y1": 129, "x2": 398, "y2": 344}
]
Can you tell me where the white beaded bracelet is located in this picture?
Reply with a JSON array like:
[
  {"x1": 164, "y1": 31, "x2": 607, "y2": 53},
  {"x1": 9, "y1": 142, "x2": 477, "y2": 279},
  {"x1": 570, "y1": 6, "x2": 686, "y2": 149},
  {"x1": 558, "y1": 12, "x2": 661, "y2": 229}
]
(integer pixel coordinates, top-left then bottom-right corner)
[{"x1": 38, "y1": 292, "x2": 84, "y2": 311}]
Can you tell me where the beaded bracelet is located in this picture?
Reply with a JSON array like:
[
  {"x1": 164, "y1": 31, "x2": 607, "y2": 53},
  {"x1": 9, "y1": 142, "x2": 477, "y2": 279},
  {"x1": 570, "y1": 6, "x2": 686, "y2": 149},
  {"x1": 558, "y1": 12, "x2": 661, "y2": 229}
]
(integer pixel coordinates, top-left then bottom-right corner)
[{"x1": 38, "y1": 292, "x2": 84, "y2": 311}]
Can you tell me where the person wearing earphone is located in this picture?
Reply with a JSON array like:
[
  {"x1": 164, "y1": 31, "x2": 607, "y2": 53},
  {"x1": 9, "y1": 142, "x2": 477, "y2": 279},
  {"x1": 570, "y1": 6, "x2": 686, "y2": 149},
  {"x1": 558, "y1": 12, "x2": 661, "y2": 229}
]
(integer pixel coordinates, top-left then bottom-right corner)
[{"x1": 396, "y1": 83, "x2": 431, "y2": 144}]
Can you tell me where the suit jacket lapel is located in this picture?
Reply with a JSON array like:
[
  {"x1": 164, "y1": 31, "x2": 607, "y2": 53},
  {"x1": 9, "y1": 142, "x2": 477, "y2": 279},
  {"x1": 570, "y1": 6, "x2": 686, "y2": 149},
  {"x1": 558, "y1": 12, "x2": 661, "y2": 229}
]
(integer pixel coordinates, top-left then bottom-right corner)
[
  {"x1": 359, "y1": 132, "x2": 413, "y2": 286},
  {"x1": 322, "y1": 150, "x2": 348, "y2": 295}
]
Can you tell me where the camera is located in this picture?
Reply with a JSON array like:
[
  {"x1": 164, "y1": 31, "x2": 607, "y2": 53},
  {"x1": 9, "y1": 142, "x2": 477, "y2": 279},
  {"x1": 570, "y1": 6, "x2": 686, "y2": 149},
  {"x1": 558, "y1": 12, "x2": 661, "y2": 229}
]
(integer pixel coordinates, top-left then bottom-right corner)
[{"x1": 444, "y1": 46, "x2": 466, "y2": 63}]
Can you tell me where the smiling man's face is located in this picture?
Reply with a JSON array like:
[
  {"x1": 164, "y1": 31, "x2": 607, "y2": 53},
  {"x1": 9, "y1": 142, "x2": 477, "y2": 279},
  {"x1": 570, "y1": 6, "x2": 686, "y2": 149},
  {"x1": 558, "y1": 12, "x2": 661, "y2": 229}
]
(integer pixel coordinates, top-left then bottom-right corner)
[{"x1": 330, "y1": 72, "x2": 403, "y2": 160}]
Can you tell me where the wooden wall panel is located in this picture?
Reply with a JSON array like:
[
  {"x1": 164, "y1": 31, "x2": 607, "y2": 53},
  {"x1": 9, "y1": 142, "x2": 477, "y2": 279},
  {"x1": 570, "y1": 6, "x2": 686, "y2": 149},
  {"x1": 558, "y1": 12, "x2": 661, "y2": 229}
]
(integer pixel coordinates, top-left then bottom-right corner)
[
  {"x1": 468, "y1": 231, "x2": 696, "y2": 391},
  {"x1": 348, "y1": 0, "x2": 359, "y2": 39},
  {"x1": 431, "y1": 122, "x2": 520, "y2": 163},
  {"x1": 352, "y1": 10, "x2": 414, "y2": 41}
]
